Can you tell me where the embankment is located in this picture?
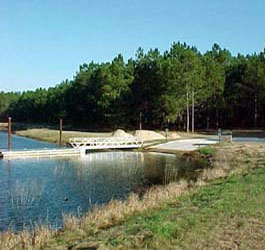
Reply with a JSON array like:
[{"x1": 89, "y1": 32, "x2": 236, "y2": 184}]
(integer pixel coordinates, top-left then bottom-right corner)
[
  {"x1": 14, "y1": 127, "x2": 209, "y2": 146},
  {"x1": 15, "y1": 129, "x2": 112, "y2": 145},
  {"x1": 1, "y1": 143, "x2": 265, "y2": 249}
]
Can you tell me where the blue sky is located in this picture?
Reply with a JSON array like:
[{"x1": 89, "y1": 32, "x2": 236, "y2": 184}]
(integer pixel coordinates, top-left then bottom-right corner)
[{"x1": 0, "y1": 0, "x2": 265, "y2": 92}]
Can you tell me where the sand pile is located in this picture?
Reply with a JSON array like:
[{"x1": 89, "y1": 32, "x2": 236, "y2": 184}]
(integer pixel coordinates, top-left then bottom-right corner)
[
  {"x1": 134, "y1": 130, "x2": 165, "y2": 141},
  {"x1": 112, "y1": 129, "x2": 133, "y2": 137}
]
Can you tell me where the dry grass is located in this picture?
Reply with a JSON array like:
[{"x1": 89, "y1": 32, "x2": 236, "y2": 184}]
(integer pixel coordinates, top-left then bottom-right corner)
[
  {"x1": 0, "y1": 122, "x2": 7, "y2": 129},
  {"x1": 15, "y1": 128, "x2": 112, "y2": 144},
  {"x1": 14, "y1": 128, "x2": 210, "y2": 146},
  {"x1": 79, "y1": 180, "x2": 189, "y2": 230},
  {"x1": 59, "y1": 180, "x2": 191, "y2": 237},
  {"x1": 191, "y1": 217, "x2": 265, "y2": 250},
  {"x1": 171, "y1": 131, "x2": 211, "y2": 139},
  {"x1": 1, "y1": 143, "x2": 265, "y2": 249},
  {"x1": 0, "y1": 180, "x2": 192, "y2": 250},
  {"x1": 205, "y1": 142, "x2": 265, "y2": 178},
  {"x1": 0, "y1": 225, "x2": 54, "y2": 250}
]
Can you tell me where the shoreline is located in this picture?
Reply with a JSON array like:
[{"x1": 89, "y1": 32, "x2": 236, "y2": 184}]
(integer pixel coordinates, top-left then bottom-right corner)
[
  {"x1": 1, "y1": 143, "x2": 265, "y2": 249},
  {"x1": 13, "y1": 127, "x2": 211, "y2": 146},
  {"x1": 0, "y1": 123, "x2": 7, "y2": 130}
]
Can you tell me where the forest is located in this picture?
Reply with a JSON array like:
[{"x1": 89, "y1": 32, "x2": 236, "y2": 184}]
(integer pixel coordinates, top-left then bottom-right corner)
[{"x1": 1, "y1": 42, "x2": 265, "y2": 131}]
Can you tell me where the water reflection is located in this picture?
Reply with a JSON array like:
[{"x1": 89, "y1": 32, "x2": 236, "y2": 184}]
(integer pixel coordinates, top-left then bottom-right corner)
[
  {"x1": 0, "y1": 130, "x2": 58, "y2": 150},
  {"x1": 9, "y1": 180, "x2": 44, "y2": 210},
  {"x1": 0, "y1": 151, "x2": 183, "y2": 232}
]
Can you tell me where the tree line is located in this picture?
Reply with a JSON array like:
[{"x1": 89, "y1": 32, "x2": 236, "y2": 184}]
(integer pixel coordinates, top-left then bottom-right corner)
[{"x1": 1, "y1": 42, "x2": 265, "y2": 131}]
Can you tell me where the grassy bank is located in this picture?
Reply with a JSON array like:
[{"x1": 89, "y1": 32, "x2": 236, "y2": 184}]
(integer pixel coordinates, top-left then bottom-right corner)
[
  {"x1": 14, "y1": 127, "x2": 210, "y2": 145},
  {"x1": 84, "y1": 164, "x2": 265, "y2": 250},
  {"x1": 15, "y1": 129, "x2": 112, "y2": 144},
  {"x1": 0, "y1": 122, "x2": 7, "y2": 130},
  {"x1": 1, "y1": 143, "x2": 265, "y2": 249}
]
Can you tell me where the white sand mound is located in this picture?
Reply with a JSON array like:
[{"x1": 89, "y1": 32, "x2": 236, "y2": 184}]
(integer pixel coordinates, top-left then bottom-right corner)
[
  {"x1": 134, "y1": 130, "x2": 165, "y2": 141},
  {"x1": 112, "y1": 129, "x2": 133, "y2": 137}
]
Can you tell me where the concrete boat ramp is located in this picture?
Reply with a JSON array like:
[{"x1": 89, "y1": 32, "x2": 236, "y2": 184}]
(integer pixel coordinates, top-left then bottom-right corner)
[{"x1": 148, "y1": 138, "x2": 219, "y2": 152}]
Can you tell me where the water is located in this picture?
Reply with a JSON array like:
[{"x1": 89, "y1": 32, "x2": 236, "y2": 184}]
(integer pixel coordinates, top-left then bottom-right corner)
[
  {"x1": 233, "y1": 137, "x2": 265, "y2": 143},
  {"x1": 0, "y1": 131, "x2": 187, "y2": 232},
  {"x1": 0, "y1": 131, "x2": 59, "y2": 150}
]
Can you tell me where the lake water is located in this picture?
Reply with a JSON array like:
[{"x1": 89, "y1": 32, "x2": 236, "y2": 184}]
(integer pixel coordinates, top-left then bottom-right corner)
[
  {"x1": 0, "y1": 131, "x2": 187, "y2": 232},
  {"x1": 0, "y1": 130, "x2": 59, "y2": 150}
]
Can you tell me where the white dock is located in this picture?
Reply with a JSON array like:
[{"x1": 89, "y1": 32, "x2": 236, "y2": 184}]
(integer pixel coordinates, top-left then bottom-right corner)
[
  {"x1": 0, "y1": 137, "x2": 143, "y2": 159},
  {"x1": 69, "y1": 136, "x2": 143, "y2": 155},
  {"x1": 1, "y1": 148, "x2": 81, "y2": 159}
]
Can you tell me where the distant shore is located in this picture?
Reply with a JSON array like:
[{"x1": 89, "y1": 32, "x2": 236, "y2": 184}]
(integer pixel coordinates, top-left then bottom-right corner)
[
  {"x1": 15, "y1": 128, "x2": 113, "y2": 145},
  {"x1": 0, "y1": 123, "x2": 7, "y2": 130},
  {"x1": 13, "y1": 126, "x2": 265, "y2": 146},
  {"x1": 13, "y1": 127, "x2": 210, "y2": 146}
]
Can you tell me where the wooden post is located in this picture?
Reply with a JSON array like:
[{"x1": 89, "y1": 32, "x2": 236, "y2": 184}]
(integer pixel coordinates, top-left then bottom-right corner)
[
  {"x1": 8, "y1": 117, "x2": 11, "y2": 150},
  {"x1": 59, "y1": 118, "x2": 63, "y2": 146}
]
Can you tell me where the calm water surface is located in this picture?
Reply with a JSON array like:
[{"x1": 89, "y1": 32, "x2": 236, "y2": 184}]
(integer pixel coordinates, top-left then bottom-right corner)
[
  {"x1": 0, "y1": 130, "x2": 59, "y2": 150},
  {"x1": 0, "y1": 131, "x2": 187, "y2": 232}
]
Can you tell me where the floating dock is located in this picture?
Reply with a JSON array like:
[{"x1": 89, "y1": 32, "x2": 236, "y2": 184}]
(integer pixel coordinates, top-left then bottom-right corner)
[
  {"x1": 0, "y1": 137, "x2": 143, "y2": 159},
  {"x1": 1, "y1": 148, "x2": 81, "y2": 159}
]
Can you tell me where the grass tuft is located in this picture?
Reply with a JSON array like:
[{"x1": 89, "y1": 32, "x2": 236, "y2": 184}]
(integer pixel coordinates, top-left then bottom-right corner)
[{"x1": 198, "y1": 146, "x2": 217, "y2": 156}]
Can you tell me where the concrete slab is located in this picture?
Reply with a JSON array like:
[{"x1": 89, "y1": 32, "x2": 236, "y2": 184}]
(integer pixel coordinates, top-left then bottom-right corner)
[{"x1": 151, "y1": 137, "x2": 219, "y2": 151}]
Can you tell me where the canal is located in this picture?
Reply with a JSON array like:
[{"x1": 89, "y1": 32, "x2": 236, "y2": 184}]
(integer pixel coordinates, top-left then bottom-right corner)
[{"x1": 0, "y1": 131, "x2": 188, "y2": 232}]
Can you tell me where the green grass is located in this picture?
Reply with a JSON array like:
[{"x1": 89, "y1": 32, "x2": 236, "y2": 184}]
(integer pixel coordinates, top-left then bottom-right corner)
[
  {"x1": 198, "y1": 146, "x2": 217, "y2": 156},
  {"x1": 86, "y1": 166, "x2": 265, "y2": 249}
]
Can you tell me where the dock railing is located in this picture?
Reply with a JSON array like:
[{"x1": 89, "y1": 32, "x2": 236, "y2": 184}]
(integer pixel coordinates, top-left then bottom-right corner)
[{"x1": 69, "y1": 136, "x2": 143, "y2": 150}]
